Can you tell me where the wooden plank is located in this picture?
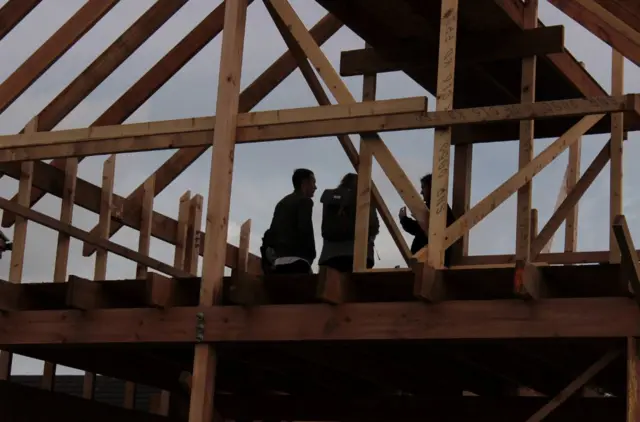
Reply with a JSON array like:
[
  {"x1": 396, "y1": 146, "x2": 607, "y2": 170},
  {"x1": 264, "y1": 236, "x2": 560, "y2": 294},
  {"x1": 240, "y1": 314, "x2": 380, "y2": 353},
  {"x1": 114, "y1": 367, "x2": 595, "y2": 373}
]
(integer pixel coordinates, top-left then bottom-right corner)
[
  {"x1": 451, "y1": 144, "x2": 472, "y2": 263},
  {"x1": 1, "y1": 95, "x2": 637, "y2": 160},
  {"x1": 0, "y1": 0, "x2": 118, "y2": 115},
  {"x1": 78, "y1": 13, "x2": 341, "y2": 257},
  {"x1": 339, "y1": 25, "x2": 565, "y2": 76},
  {"x1": 549, "y1": 0, "x2": 640, "y2": 66},
  {"x1": 0, "y1": 197, "x2": 191, "y2": 278},
  {"x1": 612, "y1": 214, "x2": 640, "y2": 305},
  {"x1": 524, "y1": 350, "x2": 620, "y2": 421},
  {"x1": 428, "y1": 0, "x2": 459, "y2": 269},
  {"x1": 458, "y1": 248, "x2": 640, "y2": 266},
  {"x1": 0, "y1": 0, "x2": 188, "y2": 225},
  {"x1": 565, "y1": 137, "x2": 582, "y2": 253},
  {"x1": 188, "y1": 0, "x2": 248, "y2": 420},
  {"x1": 611, "y1": 49, "x2": 625, "y2": 263},
  {"x1": 41, "y1": 156, "x2": 77, "y2": 390},
  {"x1": 515, "y1": 0, "x2": 538, "y2": 265},
  {"x1": 184, "y1": 195, "x2": 203, "y2": 275},
  {"x1": 0, "y1": 0, "x2": 42, "y2": 42},
  {"x1": 0, "y1": 298, "x2": 638, "y2": 344}
]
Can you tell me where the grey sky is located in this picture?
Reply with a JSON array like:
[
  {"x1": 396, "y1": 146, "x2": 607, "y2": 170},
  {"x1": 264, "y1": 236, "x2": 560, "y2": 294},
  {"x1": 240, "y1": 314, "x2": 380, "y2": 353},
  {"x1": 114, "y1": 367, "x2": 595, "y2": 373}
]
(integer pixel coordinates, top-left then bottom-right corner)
[{"x1": 0, "y1": 0, "x2": 638, "y2": 374}]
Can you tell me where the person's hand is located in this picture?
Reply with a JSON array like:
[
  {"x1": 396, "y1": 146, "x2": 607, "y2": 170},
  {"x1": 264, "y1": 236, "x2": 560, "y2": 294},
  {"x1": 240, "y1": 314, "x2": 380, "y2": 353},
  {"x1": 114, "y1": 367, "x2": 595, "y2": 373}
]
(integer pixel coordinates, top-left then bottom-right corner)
[{"x1": 399, "y1": 206, "x2": 407, "y2": 219}]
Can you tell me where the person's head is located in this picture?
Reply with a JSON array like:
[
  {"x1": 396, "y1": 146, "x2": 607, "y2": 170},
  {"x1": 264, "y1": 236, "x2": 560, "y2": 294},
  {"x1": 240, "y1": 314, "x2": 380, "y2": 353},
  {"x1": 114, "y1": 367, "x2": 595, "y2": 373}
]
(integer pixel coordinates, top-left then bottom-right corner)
[
  {"x1": 292, "y1": 168, "x2": 316, "y2": 198},
  {"x1": 339, "y1": 173, "x2": 358, "y2": 190},
  {"x1": 420, "y1": 173, "x2": 432, "y2": 202}
]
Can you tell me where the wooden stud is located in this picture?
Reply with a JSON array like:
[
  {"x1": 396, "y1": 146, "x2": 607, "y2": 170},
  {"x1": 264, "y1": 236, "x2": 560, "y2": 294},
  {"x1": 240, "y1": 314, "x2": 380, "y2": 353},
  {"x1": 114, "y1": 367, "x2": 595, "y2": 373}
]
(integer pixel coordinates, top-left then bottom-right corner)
[
  {"x1": 316, "y1": 266, "x2": 352, "y2": 304},
  {"x1": 353, "y1": 43, "x2": 376, "y2": 271},
  {"x1": 426, "y1": 0, "x2": 458, "y2": 269},
  {"x1": 513, "y1": 260, "x2": 548, "y2": 300},
  {"x1": 185, "y1": 194, "x2": 203, "y2": 275},
  {"x1": 565, "y1": 137, "x2": 581, "y2": 253},
  {"x1": 515, "y1": 0, "x2": 538, "y2": 264},
  {"x1": 188, "y1": 1, "x2": 248, "y2": 421},
  {"x1": 229, "y1": 219, "x2": 267, "y2": 306},
  {"x1": 412, "y1": 261, "x2": 447, "y2": 302},
  {"x1": 612, "y1": 214, "x2": 640, "y2": 304},
  {"x1": 451, "y1": 143, "x2": 472, "y2": 264},
  {"x1": 610, "y1": 48, "x2": 624, "y2": 264},
  {"x1": 628, "y1": 337, "x2": 639, "y2": 422}
]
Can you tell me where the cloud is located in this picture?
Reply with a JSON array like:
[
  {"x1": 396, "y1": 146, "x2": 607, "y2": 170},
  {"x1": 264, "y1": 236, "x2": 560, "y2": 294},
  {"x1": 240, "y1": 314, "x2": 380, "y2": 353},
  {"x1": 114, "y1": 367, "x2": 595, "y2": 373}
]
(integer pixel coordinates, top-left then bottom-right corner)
[{"x1": 1, "y1": 0, "x2": 640, "y2": 374}]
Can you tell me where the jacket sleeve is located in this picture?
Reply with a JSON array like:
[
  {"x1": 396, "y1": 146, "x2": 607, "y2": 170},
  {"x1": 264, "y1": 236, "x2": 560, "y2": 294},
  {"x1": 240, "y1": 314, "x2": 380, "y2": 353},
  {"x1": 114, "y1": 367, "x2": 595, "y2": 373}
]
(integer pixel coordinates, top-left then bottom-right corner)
[
  {"x1": 369, "y1": 205, "x2": 380, "y2": 238},
  {"x1": 400, "y1": 215, "x2": 421, "y2": 235},
  {"x1": 297, "y1": 197, "x2": 316, "y2": 262}
]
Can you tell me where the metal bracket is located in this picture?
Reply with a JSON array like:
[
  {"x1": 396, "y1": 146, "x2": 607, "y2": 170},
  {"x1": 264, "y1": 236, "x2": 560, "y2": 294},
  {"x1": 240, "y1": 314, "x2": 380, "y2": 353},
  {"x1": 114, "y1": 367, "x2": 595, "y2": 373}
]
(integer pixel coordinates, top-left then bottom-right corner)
[{"x1": 195, "y1": 312, "x2": 205, "y2": 343}]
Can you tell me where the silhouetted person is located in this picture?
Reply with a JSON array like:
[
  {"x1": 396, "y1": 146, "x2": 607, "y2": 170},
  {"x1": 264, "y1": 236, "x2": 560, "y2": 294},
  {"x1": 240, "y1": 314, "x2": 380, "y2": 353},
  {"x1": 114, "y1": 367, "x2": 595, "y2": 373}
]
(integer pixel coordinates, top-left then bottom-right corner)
[
  {"x1": 399, "y1": 173, "x2": 455, "y2": 267},
  {"x1": 261, "y1": 168, "x2": 317, "y2": 274},
  {"x1": 318, "y1": 173, "x2": 379, "y2": 272}
]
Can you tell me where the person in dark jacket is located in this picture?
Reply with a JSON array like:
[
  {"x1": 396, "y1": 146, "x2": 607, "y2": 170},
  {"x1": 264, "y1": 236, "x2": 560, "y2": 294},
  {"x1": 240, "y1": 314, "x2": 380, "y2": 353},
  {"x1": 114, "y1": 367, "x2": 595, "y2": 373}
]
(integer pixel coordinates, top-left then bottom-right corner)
[
  {"x1": 262, "y1": 168, "x2": 317, "y2": 274},
  {"x1": 399, "y1": 173, "x2": 455, "y2": 267},
  {"x1": 318, "y1": 173, "x2": 380, "y2": 272}
]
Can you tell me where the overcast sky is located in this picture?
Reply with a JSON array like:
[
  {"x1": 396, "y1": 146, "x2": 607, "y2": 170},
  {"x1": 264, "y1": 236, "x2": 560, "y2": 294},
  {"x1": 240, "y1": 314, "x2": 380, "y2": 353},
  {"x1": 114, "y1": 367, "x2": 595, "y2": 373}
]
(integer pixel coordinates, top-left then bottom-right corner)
[{"x1": 0, "y1": 0, "x2": 638, "y2": 374}]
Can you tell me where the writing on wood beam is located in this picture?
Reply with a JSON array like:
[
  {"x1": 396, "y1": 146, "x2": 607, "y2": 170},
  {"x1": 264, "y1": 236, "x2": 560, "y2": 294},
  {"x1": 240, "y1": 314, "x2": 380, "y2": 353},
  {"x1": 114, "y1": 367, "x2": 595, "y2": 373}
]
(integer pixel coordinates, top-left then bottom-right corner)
[
  {"x1": 549, "y1": 0, "x2": 640, "y2": 66},
  {"x1": 339, "y1": 25, "x2": 565, "y2": 76},
  {"x1": 612, "y1": 214, "x2": 640, "y2": 307},
  {"x1": 77, "y1": 13, "x2": 342, "y2": 258},
  {"x1": 2, "y1": 95, "x2": 638, "y2": 162}
]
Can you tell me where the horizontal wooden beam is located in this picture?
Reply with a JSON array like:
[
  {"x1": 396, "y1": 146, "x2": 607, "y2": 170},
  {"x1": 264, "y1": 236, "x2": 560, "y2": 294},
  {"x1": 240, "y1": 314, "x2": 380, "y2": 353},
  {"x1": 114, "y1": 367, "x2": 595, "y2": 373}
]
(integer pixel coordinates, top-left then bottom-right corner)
[
  {"x1": 0, "y1": 297, "x2": 637, "y2": 345},
  {"x1": 207, "y1": 394, "x2": 622, "y2": 421},
  {"x1": 339, "y1": 26, "x2": 565, "y2": 76},
  {"x1": 0, "y1": 379, "x2": 169, "y2": 422},
  {"x1": 0, "y1": 95, "x2": 637, "y2": 161},
  {"x1": 457, "y1": 248, "x2": 640, "y2": 266}
]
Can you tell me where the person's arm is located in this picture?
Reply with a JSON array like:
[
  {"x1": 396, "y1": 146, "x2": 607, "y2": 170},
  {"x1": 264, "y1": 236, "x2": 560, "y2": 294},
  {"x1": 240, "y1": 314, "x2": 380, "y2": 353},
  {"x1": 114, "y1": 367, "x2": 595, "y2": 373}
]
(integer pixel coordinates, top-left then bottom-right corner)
[
  {"x1": 297, "y1": 197, "x2": 316, "y2": 262},
  {"x1": 369, "y1": 205, "x2": 380, "y2": 238},
  {"x1": 400, "y1": 215, "x2": 421, "y2": 235}
]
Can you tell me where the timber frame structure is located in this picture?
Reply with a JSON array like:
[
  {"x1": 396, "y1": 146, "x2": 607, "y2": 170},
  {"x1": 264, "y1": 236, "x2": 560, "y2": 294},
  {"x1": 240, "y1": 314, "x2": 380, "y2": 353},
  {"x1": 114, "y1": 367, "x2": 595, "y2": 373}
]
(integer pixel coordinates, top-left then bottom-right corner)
[{"x1": 0, "y1": 0, "x2": 640, "y2": 421}]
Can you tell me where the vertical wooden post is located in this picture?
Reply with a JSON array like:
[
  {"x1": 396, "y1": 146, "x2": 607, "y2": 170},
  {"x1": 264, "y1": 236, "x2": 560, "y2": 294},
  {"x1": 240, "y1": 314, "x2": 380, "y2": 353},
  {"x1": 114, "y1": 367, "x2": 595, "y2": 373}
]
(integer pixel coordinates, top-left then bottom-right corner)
[
  {"x1": 84, "y1": 154, "x2": 116, "y2": 399},
  {"x1": 515, "y1": 0, "x2": 538, "y2": 264},
  {"x1": 427, "y1": 0, "x2": 459, "y2": 269},
  {"x1": 353, "y1": 43, "x2": 376, "y2": 271},
  {"x1": 565, "y1": 138, "x2": 581, "y2": 253},
  {"x1": 0, "y1": 116, "x2": 37, "y2": 380},
  {"x1": 610, "y1": 50, "x2": 624, "y2": 263},
  {"x1": 451, "y1": 144, "x2": 472, "y2": 263},
  {"x1": 628, "y1": 337, "x2": 640, "y2": 422},
  {"x1": 41, "y1": 155, "x2": 78, "y2": 390},
  {"x1": 184, "y1": 194, "x2": 203, "y2": 275},
  {"x1": 188, "y1": 0, "x2": 248, "y2": 420}
]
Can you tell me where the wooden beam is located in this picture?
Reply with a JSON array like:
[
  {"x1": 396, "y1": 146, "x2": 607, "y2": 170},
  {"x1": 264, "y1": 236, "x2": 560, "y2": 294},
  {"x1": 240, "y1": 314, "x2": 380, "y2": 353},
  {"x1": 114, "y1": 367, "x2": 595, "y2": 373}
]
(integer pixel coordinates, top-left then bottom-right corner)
[
  {"x1": 565, "y1": 136, "x2": 581, "y2": 253},
  {"x1": 458, "y1": 248, "x2": 640, "y2": 266},
  {"x1": 1, "y1": 96, "x2": 636, "y2": 161},
  {"x1": 524, "y1": 350, "x2": 620, "y2": 421},
  {"x1": 515, "y1": 0, "x2": 538, "y2": 266},
  {"x1": 549, "y1": 0, "x2": 640, "y2": 66},
  {"x1": 611, "y1": 49, "x2": 625, "y2": 263},
  {"x1": 188, "y1": 0, "x2": 248, "y2": 421},
  {"x1": 339, "y1": 26, "x2": 565, "y2": 76},
  {"x1": 0, "y1": 0, "x2": 42, "y2": 42},
  {"x1": 0, "y1": 0, "x2": 118, "y2": 115},
  {"x1": 627, "y1": 337, "x2": 639, "y2": 422},
  {"x1": 79, "y1": 12, "x2": 342, "y2": 257},
  {"x1": 0, "y1": 298, "x2": 638, "y2": 344}
]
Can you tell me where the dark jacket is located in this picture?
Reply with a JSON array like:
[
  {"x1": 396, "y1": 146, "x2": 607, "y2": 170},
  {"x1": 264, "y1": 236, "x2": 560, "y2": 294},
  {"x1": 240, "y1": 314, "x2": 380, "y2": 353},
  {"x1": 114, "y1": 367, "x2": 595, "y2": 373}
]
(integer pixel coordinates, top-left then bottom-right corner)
[
  {"x1": 318, "y1": 187, "x2": 379, "y2": 266},
  {"x1": 265, "y1": 191, "x2": 316, "y2": 264},
  {"x1": 400, "y1": 199, "x2": 455, "y2": 265}
]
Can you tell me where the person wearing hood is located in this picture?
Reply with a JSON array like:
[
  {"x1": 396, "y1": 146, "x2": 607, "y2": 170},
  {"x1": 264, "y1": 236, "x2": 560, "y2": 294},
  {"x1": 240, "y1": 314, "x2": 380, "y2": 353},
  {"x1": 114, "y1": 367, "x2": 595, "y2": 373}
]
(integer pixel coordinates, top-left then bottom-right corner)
[{"x1": 318, "y1": 173, "x2": 380, "y2": 272}]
